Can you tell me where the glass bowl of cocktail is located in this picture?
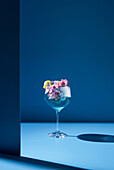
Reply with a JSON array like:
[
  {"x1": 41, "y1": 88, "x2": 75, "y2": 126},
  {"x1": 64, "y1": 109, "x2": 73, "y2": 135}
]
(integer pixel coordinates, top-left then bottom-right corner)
[{"x1": 43, "y1": 79, "x2": 71, "y2": 138}]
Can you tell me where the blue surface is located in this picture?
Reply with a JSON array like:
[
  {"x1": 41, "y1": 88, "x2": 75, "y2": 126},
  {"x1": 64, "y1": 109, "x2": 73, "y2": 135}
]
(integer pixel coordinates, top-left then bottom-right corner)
[
  {"x1": 0, "y1": 158, "x2": 60, "y2": 170},
  {"x1": 0, "y1": 158, "x2": 49, "y2": 170},
  {"x1": 20, "y1": 0, "x2": 114, "y2": 122},
  {"x1": 21, "y1": 123, "x2": 114, "y2": 170},
  {"x1": 0, "y1": 155, "x2": 78, "y2": 170}
]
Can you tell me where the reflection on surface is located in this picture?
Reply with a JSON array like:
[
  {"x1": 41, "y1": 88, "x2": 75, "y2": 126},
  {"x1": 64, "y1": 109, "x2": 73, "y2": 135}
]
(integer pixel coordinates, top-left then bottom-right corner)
[{"x1": 77, "y1": 134, "x2": 114, "y2": 142}]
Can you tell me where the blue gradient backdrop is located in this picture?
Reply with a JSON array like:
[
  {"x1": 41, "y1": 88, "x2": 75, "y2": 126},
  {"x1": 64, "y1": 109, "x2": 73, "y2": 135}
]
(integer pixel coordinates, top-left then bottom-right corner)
[{"x1": 20, "y1": 0, "x2": 114, "y2": 122}]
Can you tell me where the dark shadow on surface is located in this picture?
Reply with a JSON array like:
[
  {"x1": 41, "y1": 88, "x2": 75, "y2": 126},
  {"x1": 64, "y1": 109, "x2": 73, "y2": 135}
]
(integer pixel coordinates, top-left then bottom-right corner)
[
  {"x1": 0, "y1": 154, "x2": 86, "y2": 170},
  {"x1": 77, "y1": 134, "x2": 114, "y2": 143}
]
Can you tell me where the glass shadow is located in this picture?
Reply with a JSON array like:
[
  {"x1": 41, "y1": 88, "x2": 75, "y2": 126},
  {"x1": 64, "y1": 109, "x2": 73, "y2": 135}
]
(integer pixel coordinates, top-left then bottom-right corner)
[{"x1": 77, "y1": 134, "x2": 114, "y2": 143}]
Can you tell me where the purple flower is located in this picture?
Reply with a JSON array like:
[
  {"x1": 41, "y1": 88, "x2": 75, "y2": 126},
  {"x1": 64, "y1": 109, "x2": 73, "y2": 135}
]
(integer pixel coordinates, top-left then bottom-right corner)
[{"x1": 45, "y1": 79, "x2": 69, "y2": 100}]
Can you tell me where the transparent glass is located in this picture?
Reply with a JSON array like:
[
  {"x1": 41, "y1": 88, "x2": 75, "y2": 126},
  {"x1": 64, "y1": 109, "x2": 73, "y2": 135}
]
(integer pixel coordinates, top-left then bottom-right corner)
[{"x1": 44, "y1": 87, "x2": 71, "y2": 138}]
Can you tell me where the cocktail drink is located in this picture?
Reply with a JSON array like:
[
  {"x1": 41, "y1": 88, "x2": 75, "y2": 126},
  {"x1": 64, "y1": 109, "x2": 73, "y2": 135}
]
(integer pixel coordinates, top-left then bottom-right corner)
[{"x1": 43, "y1": 79, "x2": 71, "y2": 138}]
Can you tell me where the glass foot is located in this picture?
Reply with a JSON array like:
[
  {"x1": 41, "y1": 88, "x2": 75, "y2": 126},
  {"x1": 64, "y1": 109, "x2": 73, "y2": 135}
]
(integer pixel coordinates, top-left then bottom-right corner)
[{"x1": 48, "y1": 131, "x2": 68, "y2": 138}]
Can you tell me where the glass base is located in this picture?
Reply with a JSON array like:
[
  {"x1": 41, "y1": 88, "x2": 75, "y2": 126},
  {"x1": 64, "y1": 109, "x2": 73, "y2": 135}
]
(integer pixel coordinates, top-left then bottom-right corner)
[{"x1": 48, "y1": 131, "x2": 68, "y2": 138}]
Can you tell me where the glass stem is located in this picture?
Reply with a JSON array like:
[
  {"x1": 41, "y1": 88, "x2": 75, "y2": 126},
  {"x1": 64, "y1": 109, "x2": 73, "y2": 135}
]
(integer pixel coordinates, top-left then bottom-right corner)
[{"x1": 56, "y1": 111, "x2": 59, "y2": 132}]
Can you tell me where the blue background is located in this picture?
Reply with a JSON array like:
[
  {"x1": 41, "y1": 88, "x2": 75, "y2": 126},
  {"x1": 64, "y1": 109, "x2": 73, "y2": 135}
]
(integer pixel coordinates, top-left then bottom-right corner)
[
  {"x1": 20, "y1": 0, "x2": 114, "y2": 122},
  {"x1": 0, "y1": 0, "x2": 20, "y2": 155}
]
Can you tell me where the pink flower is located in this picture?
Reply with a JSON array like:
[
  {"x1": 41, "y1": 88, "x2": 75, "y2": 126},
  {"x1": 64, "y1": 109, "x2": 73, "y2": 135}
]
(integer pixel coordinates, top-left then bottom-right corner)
[
  {"x1": 61, "y1": 79, "x2": 68, "y2": 86},
  {"x1": 61, "y1": 81, "x2": 65, "y2": 87},
  {"x1": 53, "y1": 81, "x2": 60, "y2": 88},
  {"x1": 47, "y1": 86, "x2": 61, "y2": 100},
  {"x1": 45, "y1": 79, "x2": 69, "y2": 100}
]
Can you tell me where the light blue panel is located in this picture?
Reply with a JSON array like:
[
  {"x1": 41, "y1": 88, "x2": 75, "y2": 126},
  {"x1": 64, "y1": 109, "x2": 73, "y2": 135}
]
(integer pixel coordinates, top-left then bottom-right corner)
[{"x1": 21, "y1": 123, "x2": 114, "y2": 170}]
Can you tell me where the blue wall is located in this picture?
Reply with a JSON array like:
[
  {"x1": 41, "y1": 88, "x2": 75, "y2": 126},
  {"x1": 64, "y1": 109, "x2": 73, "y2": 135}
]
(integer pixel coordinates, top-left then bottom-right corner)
[
  {"x1": 20, "y1": 0, "x2": 114, "y2": 122},
  {"x1": 0, "y1": 0, "x2": 20, "y2": 155}
]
